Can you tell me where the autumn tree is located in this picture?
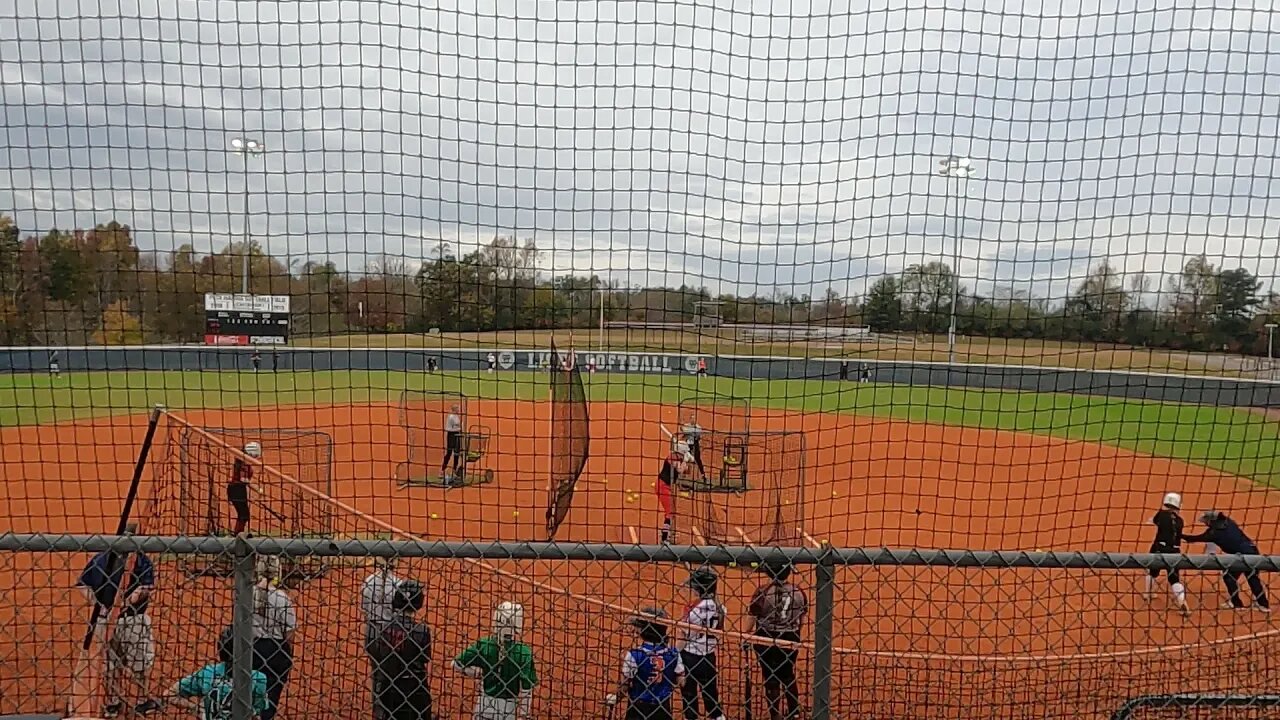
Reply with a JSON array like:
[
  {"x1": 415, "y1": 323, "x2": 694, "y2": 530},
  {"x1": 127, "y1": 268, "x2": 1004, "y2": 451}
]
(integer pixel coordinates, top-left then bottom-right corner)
[{"x1": 92, "y1": 300, "x2": 145, "y2": 344}]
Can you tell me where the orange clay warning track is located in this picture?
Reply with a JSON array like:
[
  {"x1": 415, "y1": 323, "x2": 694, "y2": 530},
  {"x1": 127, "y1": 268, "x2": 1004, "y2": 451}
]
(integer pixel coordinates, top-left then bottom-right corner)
[{"x1": 3, "y1": 400, "x2": 1280, "y2": 719}]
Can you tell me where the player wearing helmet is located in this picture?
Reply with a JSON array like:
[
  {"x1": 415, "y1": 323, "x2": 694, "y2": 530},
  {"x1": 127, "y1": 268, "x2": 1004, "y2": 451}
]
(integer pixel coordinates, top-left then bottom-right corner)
[
  {"x1": 228, "y1": 442, "x2": 262, "y2": 535},
  {"x1": 366, "y1": 579, "x2": 433, "y2": 720},
  {"x1": 453, "y1": 601, "x2": 538, "y2": 719},
  {"x1": 608, "y1": 608, "x2": 685, "y2": 720},
  {"x1": 680, "y1": 414, "x2": 708, "y2": 482},
  {"x1": 1146, "y1": 492, "x2": 1191, "y2": 617},
  {"x1": 656, "y1": 444, "x2": 693, "y2": 543},
  {"x1": 679, "y1": 568, "x2": 725, "y2": 720},
  {"x1": 749, "y1": 561, "x2": 808, "y2": 720}
]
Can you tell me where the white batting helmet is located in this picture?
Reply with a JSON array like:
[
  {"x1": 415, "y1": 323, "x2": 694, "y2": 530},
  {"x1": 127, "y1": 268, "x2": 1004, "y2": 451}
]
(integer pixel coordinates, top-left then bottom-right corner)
[
  {"x1": 244, "y1": 442, "x2": 263, "y2": 459},
  {"x1": 1162, "y1": 492, "x2": 1182, "y2": 510},
  {"x1": 494, "y1": 601, "x2": 524, "y2": 639}
]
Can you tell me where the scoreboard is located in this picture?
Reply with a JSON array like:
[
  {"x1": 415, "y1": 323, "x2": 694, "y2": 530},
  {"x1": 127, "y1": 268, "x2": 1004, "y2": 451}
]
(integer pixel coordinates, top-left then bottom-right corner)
[{"x1": 204, "y1": 293, "x2": 291, "y2": 345}]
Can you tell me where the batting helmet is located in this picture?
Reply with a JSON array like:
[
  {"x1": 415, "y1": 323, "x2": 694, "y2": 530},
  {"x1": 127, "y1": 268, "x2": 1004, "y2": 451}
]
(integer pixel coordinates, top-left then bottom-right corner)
[
  {"x1": 1162, "y1": 492, "x2": 1182, "y2": 510},
  {"x1": 630, "y1": 607, "x2": 669, "y2": 641},
  {"x1": 494, "y1": 601, "x2": 525, "y2": 638},
  {"x1": 244, "y1": 442, "x2": 263, "y2": 459},
  {"x1": 393, "y1": 579, "x2": 425, "y2": 612},
  {"x1": 686, "y1": 568, "x2": 718, "y2": 596}
]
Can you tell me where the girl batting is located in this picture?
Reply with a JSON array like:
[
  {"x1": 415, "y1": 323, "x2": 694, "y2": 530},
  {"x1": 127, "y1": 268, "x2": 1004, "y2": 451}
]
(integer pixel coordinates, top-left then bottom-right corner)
[{"x1": 656, "y1": 442, "x2": 692, "y2": 543}]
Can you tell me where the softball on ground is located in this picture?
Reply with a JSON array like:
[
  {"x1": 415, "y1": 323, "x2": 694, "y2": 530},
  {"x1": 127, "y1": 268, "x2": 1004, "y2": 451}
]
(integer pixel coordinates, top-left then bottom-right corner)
[
  {"x1": 512, "y1": 511, "x2": 520, "y2": 517},
  {"x1": 430, "y1": 513, "x2": 438, "y2": 519}
]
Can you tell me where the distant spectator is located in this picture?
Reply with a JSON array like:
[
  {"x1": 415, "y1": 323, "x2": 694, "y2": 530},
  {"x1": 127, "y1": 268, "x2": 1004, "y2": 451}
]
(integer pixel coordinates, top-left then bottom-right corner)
[
  {"x1": 748, "y1": 562, "x2": 808, "y2": 720},
  {"x1": 49, "y1": 349, "x2": 61, "y2": 377},
  {"x1": 271, "y1": 350, "x2": 279, "y2": 372},
  {"x1": 839, "y1": 360, "x2": 849, "y2": 381},
  {"x1": 77, "y1": 523, "x2": 161, "y2": 717},
  {"x1": 859, "y1": 364, "x2": 870, "y2": 383},
  {"x1": 1183, "y1": 510, "x2": 1272, "y2": 612},
  {"x1": 367, "y1": 580, "x2": 433, "y2": 720},
  {"x1": 427, "y1": 356, "x2": 438, "y2": 373},
  {"x1": 487, "y1": 352, "x2": 497, "y2": 374},
  {"x1": 453, "y1": 601, "x2": 537, "y2": 720},
  {"x1": 251, "y1": 350, "x2": 262, "y2": 372},
  {"x1": 170, "y1": 627, "x2": 270, "y2": 720},
  {"x1": 251, "y1": 556, "x2": 296, "y2": 720}
]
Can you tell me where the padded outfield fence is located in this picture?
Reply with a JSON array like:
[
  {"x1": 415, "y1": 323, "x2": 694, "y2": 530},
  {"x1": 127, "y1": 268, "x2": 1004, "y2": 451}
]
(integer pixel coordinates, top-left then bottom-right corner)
[{"x1": 4, "y1": 534, "x2": 1280, "y2": 720}]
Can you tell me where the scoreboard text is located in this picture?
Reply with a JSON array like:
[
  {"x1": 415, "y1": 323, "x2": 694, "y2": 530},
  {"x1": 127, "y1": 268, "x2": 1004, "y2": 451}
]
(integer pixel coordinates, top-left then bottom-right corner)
[{"x1": 204, "y1": 293, "x2": 291, "y2": 346}]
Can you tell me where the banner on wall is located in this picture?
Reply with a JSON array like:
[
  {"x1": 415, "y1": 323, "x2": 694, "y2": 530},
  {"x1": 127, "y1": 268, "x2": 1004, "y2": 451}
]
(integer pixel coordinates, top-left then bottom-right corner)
[{"x1": 522, "y1": 351, "x2": 704, "y2": 374}]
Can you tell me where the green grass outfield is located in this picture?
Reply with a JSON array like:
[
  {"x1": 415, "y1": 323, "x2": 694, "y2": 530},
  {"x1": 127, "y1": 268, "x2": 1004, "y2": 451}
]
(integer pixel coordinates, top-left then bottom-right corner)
[{"x1": 3, "y1": 369, "x2": 1279, "y2": 489}]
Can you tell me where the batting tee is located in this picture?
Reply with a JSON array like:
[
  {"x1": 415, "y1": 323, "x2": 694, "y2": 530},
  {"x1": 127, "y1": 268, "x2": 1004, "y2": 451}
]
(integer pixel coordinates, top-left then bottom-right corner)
[
  {"x1": 146, "y1": 414, "x2": 335, "y2": 582},
  {"x1": 396, "y1": 389, "x2": 494, "y2": 487}
]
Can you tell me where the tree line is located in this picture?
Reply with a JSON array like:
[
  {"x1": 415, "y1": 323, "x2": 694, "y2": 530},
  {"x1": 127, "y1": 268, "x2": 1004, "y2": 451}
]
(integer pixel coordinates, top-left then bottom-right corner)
[{"x1": 1, "y1": 214, "x2": 1276, "y2": 355}]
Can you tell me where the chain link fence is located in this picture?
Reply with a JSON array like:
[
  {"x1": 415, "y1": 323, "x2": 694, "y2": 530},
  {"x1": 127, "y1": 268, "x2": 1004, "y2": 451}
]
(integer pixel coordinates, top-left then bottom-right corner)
[{"x1": 4, "y1": 534, "x2": 1280, "y2": 720}]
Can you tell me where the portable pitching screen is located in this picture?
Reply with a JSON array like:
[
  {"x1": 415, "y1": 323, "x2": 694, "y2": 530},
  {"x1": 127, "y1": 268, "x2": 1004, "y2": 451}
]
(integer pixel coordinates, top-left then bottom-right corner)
[
  {"x1": 674, "y1": 396, "x2": 752, "y2": 492},
  {"x1": 396, "y1": 390, "x2": 492, "y2": 486},
  {"x1": 679, "y1": 430, "x2": 805, "y2": 546},
  {"x1": 145, "y1": 414, "x2": 335, "y2": 580}
]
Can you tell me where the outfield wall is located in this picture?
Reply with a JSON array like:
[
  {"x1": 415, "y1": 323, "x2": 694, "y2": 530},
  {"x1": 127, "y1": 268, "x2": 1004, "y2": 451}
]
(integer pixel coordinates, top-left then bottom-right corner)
[{"x1": 2, "y1": 346, "x2": 1279, "y2": 408}]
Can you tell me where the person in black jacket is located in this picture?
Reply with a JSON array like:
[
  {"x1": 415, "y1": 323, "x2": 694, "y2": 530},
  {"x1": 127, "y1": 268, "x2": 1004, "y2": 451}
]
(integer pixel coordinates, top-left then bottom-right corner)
[
  {"x1": 1182, "y1": 510, "x2": 1271, "y2": 612},
  {"x1": 1146, "y1": 492, "x2": 1191, "y2": 617}
]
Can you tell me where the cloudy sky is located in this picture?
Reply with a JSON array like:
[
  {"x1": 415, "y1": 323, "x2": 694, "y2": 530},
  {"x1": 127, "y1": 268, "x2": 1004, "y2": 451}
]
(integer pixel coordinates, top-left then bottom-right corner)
[{"x1": 2, "y1": 0, "x2": 1279, "y2": 301}]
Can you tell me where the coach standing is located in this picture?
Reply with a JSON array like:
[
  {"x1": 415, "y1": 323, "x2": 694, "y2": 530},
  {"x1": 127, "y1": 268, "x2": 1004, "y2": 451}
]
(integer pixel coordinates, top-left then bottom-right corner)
[
  {"x1": 441, "y1": 404, "x2": 465, "y2": 483},
  {"x1": 748, "y1": 562, "x2": 808, "y2": 720},
  {"x1": 251, "y1": 556, "x2": 297, "y2": 720},
  {"x1": 77, "y1": 524, "x2": 162, "y2": 717},
  {"x1": 1182, "y1": 510, "x2": 1272, "y2": 612}
]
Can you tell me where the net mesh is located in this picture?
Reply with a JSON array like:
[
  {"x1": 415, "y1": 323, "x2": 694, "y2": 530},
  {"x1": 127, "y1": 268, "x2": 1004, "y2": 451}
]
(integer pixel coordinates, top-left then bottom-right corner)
[{"x1": 4, "y1": 0, "x2": 1280, "y2": 717}]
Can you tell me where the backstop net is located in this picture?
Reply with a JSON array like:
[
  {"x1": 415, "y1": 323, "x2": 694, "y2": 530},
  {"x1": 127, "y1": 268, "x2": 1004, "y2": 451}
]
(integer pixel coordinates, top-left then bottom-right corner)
[{"x1": 678, "y1": 430, "x2": 806, "y2": 546}]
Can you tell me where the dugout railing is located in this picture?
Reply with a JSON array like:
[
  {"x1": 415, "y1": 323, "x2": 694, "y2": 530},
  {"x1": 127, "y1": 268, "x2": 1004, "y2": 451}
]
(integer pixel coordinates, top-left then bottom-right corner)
[{"x1": 5, "y1": 535, "x2": 1280, "y2": 720}]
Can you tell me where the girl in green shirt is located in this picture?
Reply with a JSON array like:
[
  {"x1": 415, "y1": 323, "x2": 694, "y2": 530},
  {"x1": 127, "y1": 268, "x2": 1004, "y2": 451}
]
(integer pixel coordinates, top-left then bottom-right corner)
[{"x1": 453, "y1": 601, "x2": 538, "y2": 720}]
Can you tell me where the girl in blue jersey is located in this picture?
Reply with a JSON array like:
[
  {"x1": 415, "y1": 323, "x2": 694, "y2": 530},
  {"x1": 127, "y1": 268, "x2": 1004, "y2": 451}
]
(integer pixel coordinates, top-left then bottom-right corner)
[{"x1": 607, "y1": 608, "x2": 685, "y2": 720}]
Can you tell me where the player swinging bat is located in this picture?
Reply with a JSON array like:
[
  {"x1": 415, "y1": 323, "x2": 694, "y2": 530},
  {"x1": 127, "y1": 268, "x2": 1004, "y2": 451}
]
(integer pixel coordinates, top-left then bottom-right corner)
[
  {"x1": 229, "y1": 442, "x2": 262, "y2": 535},
  {"x1": 656, "y1": 441, "x2": 693, "y2": 543}
]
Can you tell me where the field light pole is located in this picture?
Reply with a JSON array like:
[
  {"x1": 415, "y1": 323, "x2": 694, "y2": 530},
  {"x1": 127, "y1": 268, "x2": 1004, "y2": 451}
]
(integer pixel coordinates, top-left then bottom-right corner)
[
  {"x1": 596, "y1": 289, "x2": 607, "y2": 352},
  {"x1": 937, "y1": 156, "x2": 977, "y2": 365},
  {"x1": 1266, "y1": 323, "x2": 1277, "y2": 377},
  {"x1": 230, "y1": 137, "x2": 266, "y2": 294}
]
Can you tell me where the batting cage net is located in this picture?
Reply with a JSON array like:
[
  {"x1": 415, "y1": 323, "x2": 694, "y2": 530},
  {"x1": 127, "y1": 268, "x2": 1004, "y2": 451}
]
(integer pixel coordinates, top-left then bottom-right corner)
[
  {"x1": 678, "y1": 430, "x2": 807, "y2": 546},
  {"x1": 395, "y1": 389, "x2": 491, "y2": 487},
  {"x1": 146, "y1": 413, "x2": 335, "y2": 579},
  {"x1": 546, "y1": 341, "x2": 590, "y2": 539}
]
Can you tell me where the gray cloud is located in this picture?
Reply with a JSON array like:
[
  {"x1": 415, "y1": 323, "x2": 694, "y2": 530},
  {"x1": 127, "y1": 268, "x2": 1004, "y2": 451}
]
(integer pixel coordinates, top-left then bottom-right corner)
[{"x1": 1, "y1": 0, "x2": 1278, "y2": 301}]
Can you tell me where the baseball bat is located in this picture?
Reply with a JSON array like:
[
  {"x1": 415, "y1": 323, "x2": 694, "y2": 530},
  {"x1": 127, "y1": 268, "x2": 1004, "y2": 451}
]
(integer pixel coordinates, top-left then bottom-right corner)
[
  {"x1": 743, "y1": 644, "x2": 754, "y2": 720},
  {"x1": 660, "y1": 424, "x2": 674, "y2": 439}
]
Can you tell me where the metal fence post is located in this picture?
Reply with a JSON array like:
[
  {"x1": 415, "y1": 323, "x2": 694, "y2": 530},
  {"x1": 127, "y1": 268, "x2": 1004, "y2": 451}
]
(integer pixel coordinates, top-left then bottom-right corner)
[
  {"x1": 812, "y1": 548, "x2": 835, "y2": 720},
  {"x1": 232, "y1": 537, "x2": 256, "y2": 720}
]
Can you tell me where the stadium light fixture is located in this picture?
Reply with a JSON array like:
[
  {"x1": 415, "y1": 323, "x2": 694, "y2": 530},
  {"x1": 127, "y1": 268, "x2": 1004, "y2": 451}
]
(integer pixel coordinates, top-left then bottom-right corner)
[
  {"x1": 1266, "y1": 322, "x2": 1278, "y2": 376},
  {"x1": 230, "y1": 137, "x2": 267, "y2": 294},
  {"x1": 937, "y1": 155, "x2": 979, "y2": 365}
]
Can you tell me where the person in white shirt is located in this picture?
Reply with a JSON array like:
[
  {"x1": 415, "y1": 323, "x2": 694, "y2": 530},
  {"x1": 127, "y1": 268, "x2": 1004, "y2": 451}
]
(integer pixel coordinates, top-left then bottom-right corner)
[
  {"x1": 486, "y1": 352, "x2": 497, "y2": 373},
  {"x1": 679, "y1": 568, "x2": 725, "y2": 720},
  {"x1": 361, "y1": 557, "x2": 404, "y2": 720},
  {"x1": 442, "y1": 404, "x2": 465, "y2": 482}
]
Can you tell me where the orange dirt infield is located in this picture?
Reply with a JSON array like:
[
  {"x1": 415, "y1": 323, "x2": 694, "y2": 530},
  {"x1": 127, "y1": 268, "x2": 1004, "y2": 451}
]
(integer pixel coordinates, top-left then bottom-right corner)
[{"x1": 2, "y1": 400, "x2": 1280, "y2": 719}]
